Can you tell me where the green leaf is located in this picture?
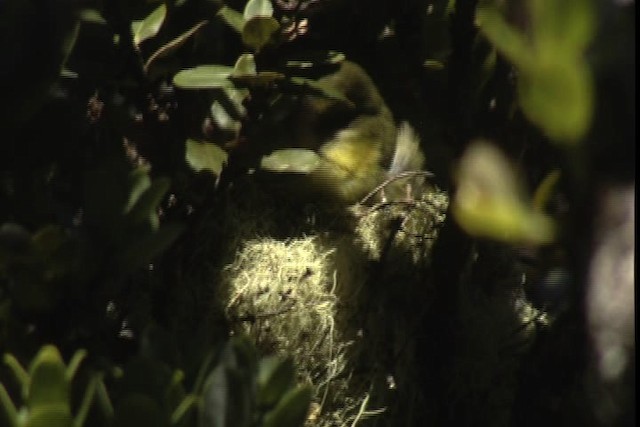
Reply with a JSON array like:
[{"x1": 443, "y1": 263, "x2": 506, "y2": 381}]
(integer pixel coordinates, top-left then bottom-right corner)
[
  {"x1": 476, "y1": 4, "x2": 532, "y2": 69},
  {"x1": 217, "y1": 6, "x2": 246, "y2": 33},
  {"x1": 452, "y1": 141, "x2": 556, "y2": 245},
  {"x1": 145, "y1": 20, "x2": 209, "y2": 72},
  {"x1": 131, "y1": 4, "x2": 167, "y2": 46},
  {"x1": 232, "y1": 54, "x2": 257, "y2": 77},
  {"x1": 126, "y1": 177, "x2": 171, "y2": 229},
  {"x1": 530, "y1": 0, "x2": 595, "y2": 55},
  {"x1": 532, "y1": 169, "x2": 561, "y2": 212},
  {"x1": 263, "y1": 386, "x2": 312, "y2": 427},
  {"x1": 79, "y1": 9, "x2": 107, "y2": 25},
  {"x1": 124, "y1": 167, "x2": 152, "y2": 214},
  {"x1": 185, "y1": 140, "x2": 228, "y2": 176},
  {"x1": 64, "y1": 350, "x2": 87, "y2": 382},
  {"x1": 171, "y1": 394, "x2": 198, "y2": 425},
  {"x1": 242, "y1": 17, "x2": 279, "y2": 52},
  {"x1": 25, "y1": 405, "x2": 73, "y2": 427},
  {"x1": 518, "y1": 60, "x2": 593, "y2": 142},
  {"x1": 173, "y1": 66, "x2": 235, "y2": 89},
  {"x1": 257, "y1": 356, "x2": 294, "y2": 409},
  {"x1": 27, "y1": 346, "x2": 69, "y2": 408},
  {"x1": 3, "y1": 353, "x2": 29, "y2": 399},
  {"x1": 243, "y1": 0, "x2": 274, "y2": 20},
  {"x1": 0, "y1": 382, "x2": 18, "y2": 427},
  {"x1": 260, "y1": 149, "x2": 321, "y2": 174}
]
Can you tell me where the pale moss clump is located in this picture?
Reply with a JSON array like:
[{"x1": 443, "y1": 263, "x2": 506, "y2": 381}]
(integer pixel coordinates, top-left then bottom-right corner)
[
  {"x1": 215, "y1": 177, "x2": 450, "y2": 426},
  {"x1": 352, "y1": 187, "x2": 449, "y2": 264}
]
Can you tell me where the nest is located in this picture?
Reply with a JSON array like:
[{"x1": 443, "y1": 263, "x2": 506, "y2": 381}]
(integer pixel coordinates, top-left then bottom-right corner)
[{"x1": 214, "y1": 175, "x2": 450, "y2": 426}]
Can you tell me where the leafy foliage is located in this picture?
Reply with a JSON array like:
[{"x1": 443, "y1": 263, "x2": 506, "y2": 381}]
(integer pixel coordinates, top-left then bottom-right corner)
[{"x1": 0, "y1": 0, "x2": 634, "y2": 426}]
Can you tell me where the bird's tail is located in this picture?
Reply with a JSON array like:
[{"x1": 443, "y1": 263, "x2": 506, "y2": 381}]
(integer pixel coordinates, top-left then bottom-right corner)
[{"x1": 387, "y1": 121, "x2": 425, "y2": 177}]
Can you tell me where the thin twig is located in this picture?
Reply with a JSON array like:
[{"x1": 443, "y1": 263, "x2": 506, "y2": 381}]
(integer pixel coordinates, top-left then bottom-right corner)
[{"x1": 358, "y1": 170, "x2": 434, "y2": 206}]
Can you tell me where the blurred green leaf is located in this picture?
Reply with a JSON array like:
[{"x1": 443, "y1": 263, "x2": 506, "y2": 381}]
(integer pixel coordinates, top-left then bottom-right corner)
[
  {"x1": 475, "y1": 4, "x2": 531, "y2": 69},
  {"x1": 32, "y1": 226, "x2": 65, "y2": 257},
  {"x1": 257, "y1": 356, "x2": 294, "y2": 409},
  {"x1": 263, "y1": 385, "x2": 312, "y2": 427},
  {"x1": 260, "y1": 149, "x2": 321, "y2": 174},
  {"x1": 79, "y1": 9, "x2": 107, "y2": 25},
  {"x1": 185, "y1": 140, "x2": 228, "y2": 176},
  {"x1": 242, "y1": 17, "x2": 279, "y2": 52},
  {"x1": 27, "y1": 346, "x2": 69, "y2": 409},
  {"x1": 173, "y1": 66, "x2": 235, "y2": 89},
  {"x1": 452, "y1": 140, "x2": 556, "y2": 245},
  {"x1": 26, "y1": 405, "x2": 73, "y2": 427},
  {"x1": 3, "y1": 353, "x2": 29, "y2": 398},
  {"x1": 530, "y1": 0, "x2": 595, "y2": 55},
  {"x1": 533, "y1": 169, "x2": 561, "y2": 212},
  {"x1": 65, "y1": 350, "x2": 88, "y2": 382},
  {"x1": 131, "y1": 4, "x2": 167, "y2": 46},
  {"x1": 0, "y1": 382, "x2": 18, "y2": 427},
  {"x1": 518, "y1": 61, "x2": 593, "y2": 142},
  {"x1": 171, "y1": 394, "x2": 198, "y2": 425},
  {"x1": 0, "y1": 223, "x2": 33, "y2": 264},
  {"x1": 477, "y1": 0, "x2": 595, "y2": 143}
]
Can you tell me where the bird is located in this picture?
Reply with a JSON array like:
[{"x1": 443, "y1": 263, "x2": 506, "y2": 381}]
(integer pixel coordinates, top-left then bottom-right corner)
[{"x1": 256, "y1": 59, "x2": 426, "y2": 205}]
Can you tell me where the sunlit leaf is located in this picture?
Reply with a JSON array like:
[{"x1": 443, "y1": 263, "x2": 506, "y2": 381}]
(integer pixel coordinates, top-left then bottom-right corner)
[
  {"x1": 217, "y1": 6, "x2": 245, "y2": 33},
  {"x1": 173, "y1": 65, "x2": 235, "y2": 89},
  {"x1": 210, "y1": 100, "x2": 241, "y2": 131},
  {"x1": 131, "y1": 4, "x2": 167, "y2": 46},
  {"x1": 263, "y1": 385, "x2": 312, "y2": 427},
  {"x1": 232, "y1": 54, "x2": 257, "y2": 77},
  {"x1": 261, "y1": 149, "x2": 321, "y2": 174},
  {"x1": 229, "y1": 72, "x2": 285, "y2": 89},
  {"x1": 243, "y1": 0, "x2": 274, "y2": 20},
  {"x1": 185, "y1": 139, "x2": 228, "y2": 176},
  {"x1": 452, "y1": 141, "x2": 555, "y2": 245},
  {"x1": 242, "y1": 17, "x2": 279, "y2": 51},
  {"x1": 145, "y1": 20, "x2": 209, "y2": 72}
]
